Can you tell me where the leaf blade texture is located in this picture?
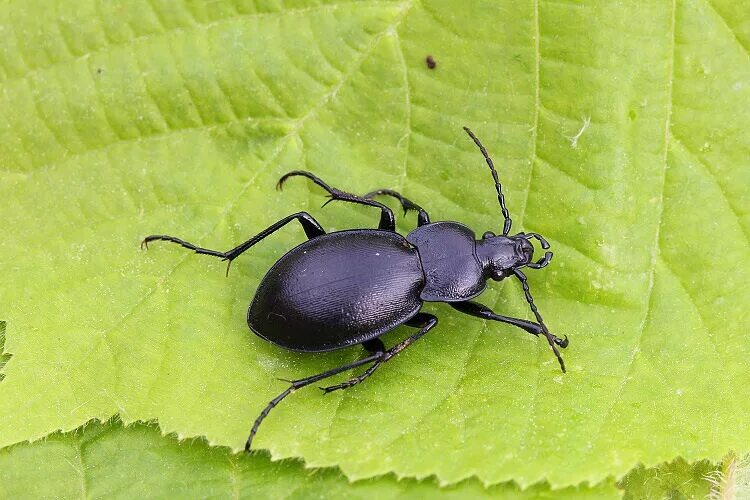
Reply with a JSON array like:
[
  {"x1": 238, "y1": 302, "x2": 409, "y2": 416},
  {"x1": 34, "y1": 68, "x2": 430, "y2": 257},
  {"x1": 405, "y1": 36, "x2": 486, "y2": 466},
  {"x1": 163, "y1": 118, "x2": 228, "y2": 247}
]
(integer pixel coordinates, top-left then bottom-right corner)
[
  {"x1": 0, "y1": 0, "x2": 748, "y2": 488},
  {"x1": 0, "y1": 418, "x2": 619, "y2": 499}
]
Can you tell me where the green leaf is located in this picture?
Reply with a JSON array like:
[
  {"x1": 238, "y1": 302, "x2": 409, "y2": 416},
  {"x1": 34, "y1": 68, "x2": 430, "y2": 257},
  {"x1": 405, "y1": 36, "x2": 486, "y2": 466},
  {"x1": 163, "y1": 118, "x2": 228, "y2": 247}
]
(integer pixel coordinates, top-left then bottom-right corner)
[
  {"x1": 0, "y1": 419, "x2": 619, "y2": 499},
  {"x1": 618, "y1": 458, "x2": 717, "y2": 500},
  {"x1": 1, "y1": 0, "x2": 748, "y2": 489}
]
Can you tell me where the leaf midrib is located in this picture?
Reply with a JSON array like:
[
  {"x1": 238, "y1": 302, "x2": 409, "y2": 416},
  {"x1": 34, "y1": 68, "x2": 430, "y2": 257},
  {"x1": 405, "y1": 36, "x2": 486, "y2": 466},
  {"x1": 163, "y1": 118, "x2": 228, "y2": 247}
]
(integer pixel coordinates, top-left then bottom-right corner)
[{"x1": 586, "y1": 0, "x2": 676, "y2": 465}]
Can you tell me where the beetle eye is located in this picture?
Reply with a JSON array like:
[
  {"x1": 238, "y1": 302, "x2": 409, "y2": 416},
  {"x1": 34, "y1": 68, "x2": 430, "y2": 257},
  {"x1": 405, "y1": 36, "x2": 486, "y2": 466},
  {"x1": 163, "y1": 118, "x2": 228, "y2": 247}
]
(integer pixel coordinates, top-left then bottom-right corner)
[
  {"x1": 514, "y1": 239, "x2": 534, "y2": 263},
  {"x1": 482, "y1": 231, "x2": 495, "y2": 239}
]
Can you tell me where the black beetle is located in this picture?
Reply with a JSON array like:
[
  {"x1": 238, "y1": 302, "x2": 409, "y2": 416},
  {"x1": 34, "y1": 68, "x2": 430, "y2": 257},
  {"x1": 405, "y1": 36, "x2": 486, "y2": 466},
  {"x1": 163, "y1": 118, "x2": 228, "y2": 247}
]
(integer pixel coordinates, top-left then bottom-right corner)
[{"x1": 142, "y1": 127, "x2": 568, "y2": 451}]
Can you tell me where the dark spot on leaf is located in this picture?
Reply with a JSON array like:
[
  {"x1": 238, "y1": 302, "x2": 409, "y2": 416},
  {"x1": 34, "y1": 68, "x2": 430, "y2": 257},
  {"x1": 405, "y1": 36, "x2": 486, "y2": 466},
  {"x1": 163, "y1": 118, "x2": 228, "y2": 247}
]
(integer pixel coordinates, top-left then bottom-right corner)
[
  {"x1": 0, "y1": 321, "x2": 10, "y2": 382},
  {"x1": 425, "y1": 55, "x2": 436, "y2": 69}
]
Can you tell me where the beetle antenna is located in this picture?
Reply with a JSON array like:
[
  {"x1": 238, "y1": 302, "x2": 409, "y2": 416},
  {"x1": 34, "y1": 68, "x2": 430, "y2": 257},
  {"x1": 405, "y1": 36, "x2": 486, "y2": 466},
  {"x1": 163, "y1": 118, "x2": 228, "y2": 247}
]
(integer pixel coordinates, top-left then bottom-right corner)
[
  {"x1": 512, "y1": 268, "x2": 567, "y2": 372},
  {"x1": 463, "y1": 127, "x2": 513, "y2": 235}
]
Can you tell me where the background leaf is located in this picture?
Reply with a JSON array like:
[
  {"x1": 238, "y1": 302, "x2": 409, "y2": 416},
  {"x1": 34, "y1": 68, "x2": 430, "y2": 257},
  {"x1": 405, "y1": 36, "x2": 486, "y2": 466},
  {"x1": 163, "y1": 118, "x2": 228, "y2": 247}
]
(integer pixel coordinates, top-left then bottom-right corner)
[
  {"x1": 0, "y1": 419, "x2": 619, "y2": 499},
  {"x1": 618, "y1": 458, "x2": 717, "y2": 500},
  {"x1": 1, "y1": 0, "x2": 748, "y2": 490},
  {"x1": 0, "y1": 412, "x2": 719, "y2": 499}
]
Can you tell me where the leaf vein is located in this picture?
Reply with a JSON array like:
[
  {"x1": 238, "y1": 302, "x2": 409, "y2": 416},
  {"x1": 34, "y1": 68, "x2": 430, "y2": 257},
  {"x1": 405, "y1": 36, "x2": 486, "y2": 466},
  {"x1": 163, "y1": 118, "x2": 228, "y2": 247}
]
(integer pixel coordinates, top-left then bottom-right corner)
[
  {"x1": 658, "y1": 257, "x2": 721, "y2": 357},
  {"x1": 512, "y1": 0, "x2": 545, "y2": 458},
  {"x1": 518, "y1": 0, "x2": 542, "y2": 224},
  {"x1": 703, "y1": 0, "x2": 750, "y2": 61},
  {"x1": 315, "y1": 0, "x2": 417, "y2": 444},
  {"x1": 589, "y1": 0, "x2": 676, "y2": 452},
  {"x1": 71, "y1": 434, "x2": 90, "y2": 500},
  {"x1": 0, "y1": 1, "x2": 399, "y2": 88},
  {"x1": 382, "y1": 319, "x2": 484, "y2": 455},
  {"x1": 669, "y1": 136, "x2": 749, "y2": 244},
  {"x1": 394, "y1": 29, "x2": 411, "y2": 196},
  {"x1": 533, "y1": 153, "x2": 601, "y2": 192}
]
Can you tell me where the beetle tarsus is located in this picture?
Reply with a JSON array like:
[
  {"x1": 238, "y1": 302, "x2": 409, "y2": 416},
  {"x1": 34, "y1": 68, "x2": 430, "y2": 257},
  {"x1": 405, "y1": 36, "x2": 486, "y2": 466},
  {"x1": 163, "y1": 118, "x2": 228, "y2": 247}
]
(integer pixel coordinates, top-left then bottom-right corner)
[
  {"x1": 547, "y1": 336, "x2": 566, "y2": 373},
  {"x1": 319, "y1": 358, "x2": 384, "y2": 394},
  {"x1": 512, "y1": 268, "x2": 567, "y2": 373},
  {"x1": 363, "y1": 189, "x2": 431, "y2": 226},
  {"x1": 139, "y1": 234, "x2": 226, "y2": 259}
]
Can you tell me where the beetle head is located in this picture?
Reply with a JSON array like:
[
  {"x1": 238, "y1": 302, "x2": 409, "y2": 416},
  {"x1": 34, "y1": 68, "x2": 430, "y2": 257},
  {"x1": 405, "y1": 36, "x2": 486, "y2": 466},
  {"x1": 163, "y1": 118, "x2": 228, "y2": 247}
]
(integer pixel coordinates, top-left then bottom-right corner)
[{"x1": 476, "y1": 231, "x2": 553, "y2": 281}]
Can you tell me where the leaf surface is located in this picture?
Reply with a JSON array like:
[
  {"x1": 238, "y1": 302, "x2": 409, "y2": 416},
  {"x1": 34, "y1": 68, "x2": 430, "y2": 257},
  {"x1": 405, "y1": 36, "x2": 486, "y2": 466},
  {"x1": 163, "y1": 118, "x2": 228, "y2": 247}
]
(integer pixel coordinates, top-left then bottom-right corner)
[
  {"x1": 618, "y1": 458, "x2": 717, "y2": 500},
  {"x1": 0, "y1": 418, "x2": 618, "y2": 499},
  {"x1": 0, "y1": 0, "x2": 748, "y2": 488}
]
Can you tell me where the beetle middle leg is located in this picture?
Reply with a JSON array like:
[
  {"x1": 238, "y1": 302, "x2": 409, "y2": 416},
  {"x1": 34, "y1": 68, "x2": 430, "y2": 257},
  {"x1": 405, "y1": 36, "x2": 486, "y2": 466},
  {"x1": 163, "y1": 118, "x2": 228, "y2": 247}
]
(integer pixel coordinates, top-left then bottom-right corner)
[
  {"x1": 141, "y1": 211, "x2": 325, "y2": 276},
  {"x1": 362, "y1": 189, "x2": 431, "y2": 227},
  {"x1": 449, "y1": 301, "x2": 568, "y2": 347},
  {"x1": 245, "y1": 313, "x2": 438, "y2": 451},
  {"x1": 277, "y1": 170, "x2": 396, "y2": 231},
  {"x1": 319, "y1": 313, "x2": 438, "y2": 394}
]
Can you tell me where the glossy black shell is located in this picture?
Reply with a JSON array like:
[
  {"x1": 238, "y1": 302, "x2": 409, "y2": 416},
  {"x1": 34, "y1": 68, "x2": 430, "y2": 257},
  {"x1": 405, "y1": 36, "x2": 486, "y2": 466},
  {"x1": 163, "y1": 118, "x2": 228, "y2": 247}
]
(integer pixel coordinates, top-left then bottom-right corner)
[
  {"x1": 248, "y1": 230, "x2": 425, "y2": 352},
  {"x1": 406, "y1": 222, "x2": 486, "y2": 302}
]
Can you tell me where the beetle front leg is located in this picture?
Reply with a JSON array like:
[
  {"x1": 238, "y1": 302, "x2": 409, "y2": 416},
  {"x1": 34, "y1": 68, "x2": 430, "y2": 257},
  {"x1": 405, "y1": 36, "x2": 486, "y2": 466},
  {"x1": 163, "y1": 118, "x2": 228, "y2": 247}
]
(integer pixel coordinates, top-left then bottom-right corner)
[{"x1": 449, "y1": 301, "x2": 568, "y2": 348}]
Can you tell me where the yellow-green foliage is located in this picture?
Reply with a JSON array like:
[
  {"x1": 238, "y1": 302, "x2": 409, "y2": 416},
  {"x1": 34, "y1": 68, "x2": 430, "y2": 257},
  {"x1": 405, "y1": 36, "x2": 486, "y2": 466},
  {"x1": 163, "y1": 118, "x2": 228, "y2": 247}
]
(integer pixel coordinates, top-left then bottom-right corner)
[{"x1": 0, "y1": 0, "x2": 748, "y2": 494}]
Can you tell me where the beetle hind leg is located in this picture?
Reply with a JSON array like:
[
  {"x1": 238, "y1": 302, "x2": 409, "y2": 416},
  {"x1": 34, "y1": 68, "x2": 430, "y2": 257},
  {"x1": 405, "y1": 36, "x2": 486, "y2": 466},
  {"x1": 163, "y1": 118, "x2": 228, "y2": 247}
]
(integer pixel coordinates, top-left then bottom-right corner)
[
  {"x1": 319, "y1": 338, "x2": 385, "y2": 394},
  {"x1": 246, "y1": 351, "x2": 383, "y2": 452},
  {"x1": 245, "y1": 314, "x2": 438, "y2": 451},
  {"x1": 319, "y1": 313, "x2": 438, "y2": 394}
]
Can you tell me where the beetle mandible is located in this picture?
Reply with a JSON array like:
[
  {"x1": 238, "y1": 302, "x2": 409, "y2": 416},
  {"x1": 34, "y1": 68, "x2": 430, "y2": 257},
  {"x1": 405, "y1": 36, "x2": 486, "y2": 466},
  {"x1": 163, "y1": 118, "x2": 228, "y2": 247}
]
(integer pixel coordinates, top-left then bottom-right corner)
[{"x1": 142, "y1": 127, "x2": 569, "y2": 451}]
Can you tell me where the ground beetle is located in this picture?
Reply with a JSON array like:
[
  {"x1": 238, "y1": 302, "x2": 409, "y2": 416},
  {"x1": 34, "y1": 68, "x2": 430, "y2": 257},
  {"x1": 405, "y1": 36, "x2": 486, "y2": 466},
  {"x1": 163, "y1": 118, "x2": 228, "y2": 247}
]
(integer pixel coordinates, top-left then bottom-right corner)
[{"x1": 142, "y1": 127, "x2": 569, "y2": 451}]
